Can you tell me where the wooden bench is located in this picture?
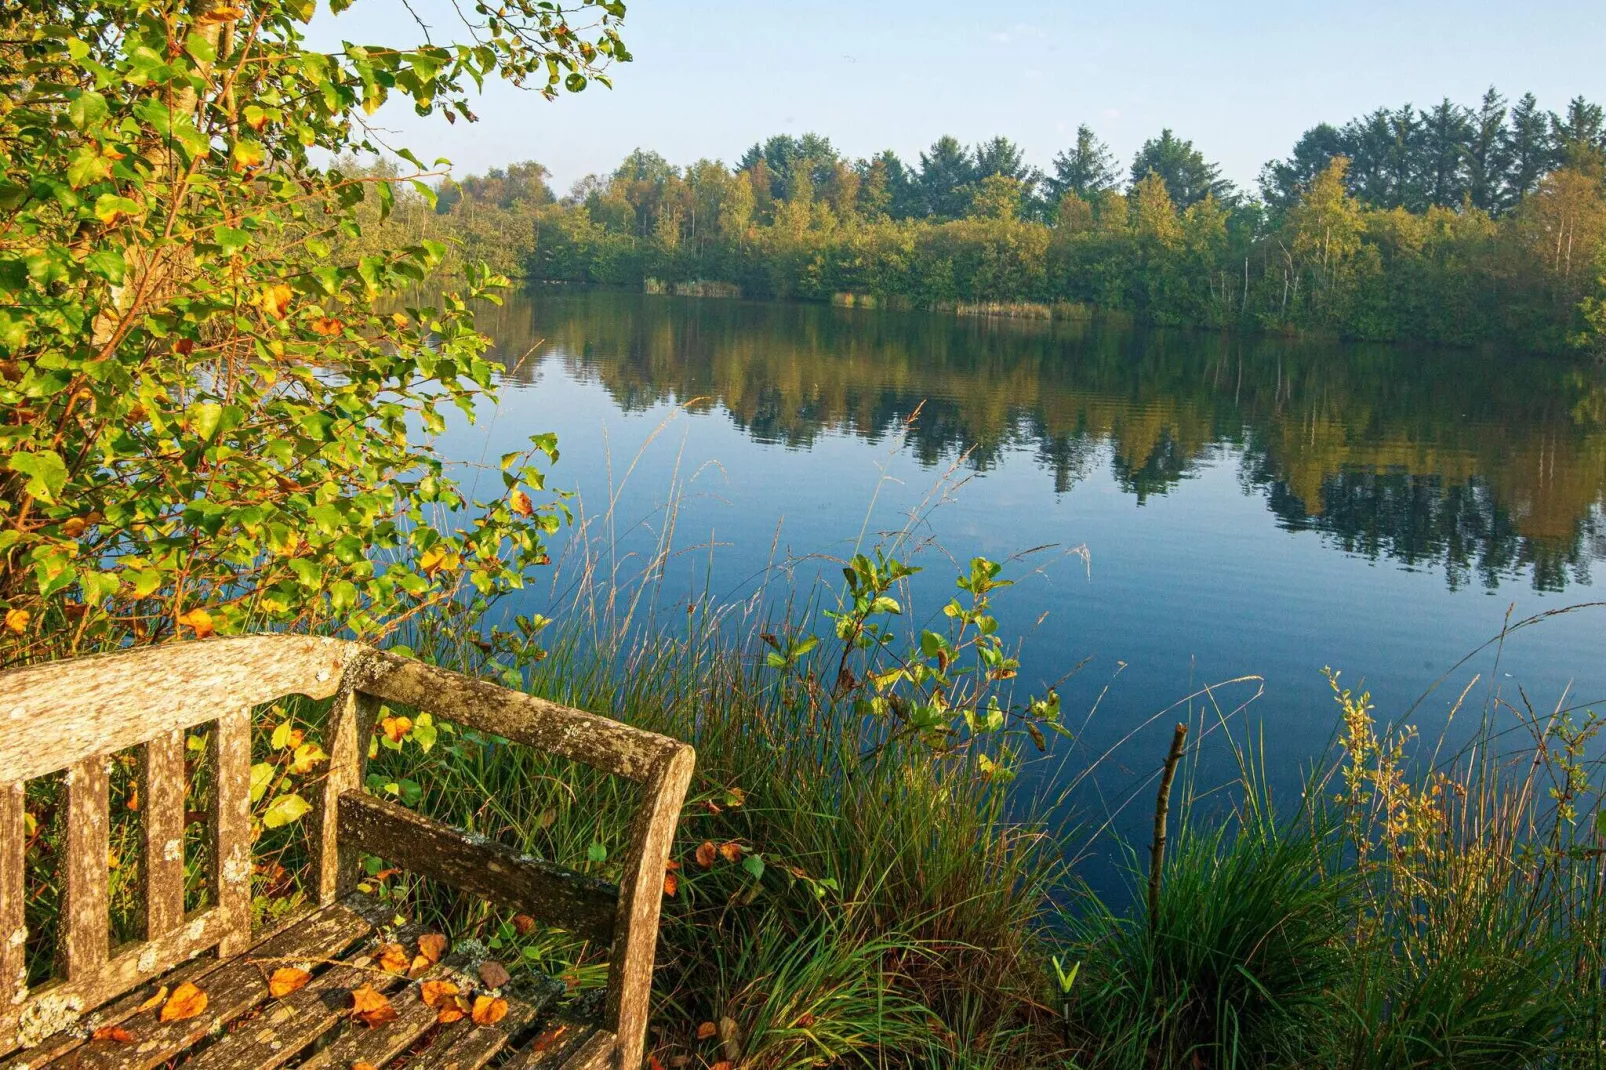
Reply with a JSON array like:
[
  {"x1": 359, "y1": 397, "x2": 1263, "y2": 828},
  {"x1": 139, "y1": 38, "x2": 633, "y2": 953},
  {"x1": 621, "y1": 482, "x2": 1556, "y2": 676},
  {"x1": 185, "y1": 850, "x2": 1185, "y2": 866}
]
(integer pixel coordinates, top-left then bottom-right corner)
[{"x1": 0, "y1": 636, "x2": 694, "y2": 1070}]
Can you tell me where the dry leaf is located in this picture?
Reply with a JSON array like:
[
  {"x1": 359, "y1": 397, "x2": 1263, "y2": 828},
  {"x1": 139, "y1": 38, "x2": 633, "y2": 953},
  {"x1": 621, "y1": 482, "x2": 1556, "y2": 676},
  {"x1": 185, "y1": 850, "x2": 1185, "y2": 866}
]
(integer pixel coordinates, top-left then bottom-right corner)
[
  {"x1": 435, "y1": 995, "x2": 469, "y2": 1024},
  {"x1": 726, "y1": 787, "x2": 746, "y2": 807},
  {"x1": 159, "y1": 982, "x2": 209, "y2": 1022},
  {"x1": 353, "y1": 1063, "x2": 379, "y2": 1070},
  {"x1": 662, "y1": 873, "x2": 678, "y2": 897},
  {"x1": 719, "y1": 842, "x2": 744, "y2": 864},
  {"x1": 711, "y1": 1063, "x2": 734, "y2": 1070},
  {"x1": 470, "y1": 995, "x2": 508, "y2": 1026},
  {"x1": 136, "y1": 985, "x2": 168, "y2": 1014},
  {"x1": 795, "y1": 1011, "x2": 817, "y2": 1028},
  {"x1": 197, "y1": 6, "x2": 246, "y2": 23},
  {"x1": 349, "y1": 985, "x2": 397, "y2": 1026},
  {"x1": 407, "y1": 954, "x2": 432, "y2": 978},
  {"x1": 704, "y1": 799, "x2": 723, "y2": 815},
  {"x1": 92, "y1": 1026, "x2": 135, "y2": 1043},
  {"x1": 3, "y1": 608, "x2": 28, "y2": 634},
  {"x1": 376, "y1": 943, "x2": 409, "y2": 974},
  {"x1": 664, "y1": 858, "x2": 681, "y2": 872},
  {"x1": 379, "y1": 715, "x2": 412, "y2": 744},
  {"x1": 477, "y1": 960, "x2": 511, "y2": 989},
  {"x1": 532, "y1": 1024, "x2": 568, "y2": 1052},
  {"x1": 268, "y1": 967, "x2": 312, "y2": 998},
  {"x1": 417, "y1": 932, "x2": 447, "y2": 964},
  {"x1": 509, "y1": 489, "x2": 534, "y2": 517},
  {"x1": 311, "y1": 317, "x2": 344, "y2": 338},
  {"x1": 419, "y1": 979, "x2": 459, "y2": 1008},
  {"x1": 647, "y1": 1057, "x2": 665, "y2": 1070},
  {"x1": 696, "y1": 1021, "x2": 717, "y2": 1040},
  {"x1": 694, "y1": 842, "x2": 717, "y2": 869},
  {"x1": 512, "y1": 914, "x2": 537, "y2": 936}
]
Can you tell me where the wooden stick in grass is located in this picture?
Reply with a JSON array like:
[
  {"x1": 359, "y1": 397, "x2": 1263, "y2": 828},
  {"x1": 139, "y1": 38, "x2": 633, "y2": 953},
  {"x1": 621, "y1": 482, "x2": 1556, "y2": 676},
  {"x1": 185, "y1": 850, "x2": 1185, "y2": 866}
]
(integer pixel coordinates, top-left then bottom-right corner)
[{"x1": 1148, "y1": 722, "x2": 1188, "y2": 933}]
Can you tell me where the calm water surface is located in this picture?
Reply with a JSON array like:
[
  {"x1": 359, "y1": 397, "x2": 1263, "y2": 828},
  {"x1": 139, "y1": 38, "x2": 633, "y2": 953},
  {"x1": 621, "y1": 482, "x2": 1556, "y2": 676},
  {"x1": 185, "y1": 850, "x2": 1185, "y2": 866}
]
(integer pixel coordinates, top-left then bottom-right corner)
[{"x1": 446, "y1": 289, "x2": 1606, "y2": 865}]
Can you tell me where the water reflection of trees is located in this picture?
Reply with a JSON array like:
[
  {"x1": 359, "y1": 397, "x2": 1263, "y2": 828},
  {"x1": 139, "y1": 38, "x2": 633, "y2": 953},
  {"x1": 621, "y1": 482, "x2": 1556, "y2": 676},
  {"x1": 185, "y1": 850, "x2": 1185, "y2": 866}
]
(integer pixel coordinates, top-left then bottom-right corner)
[{"x1": 474, "y1": 289, "x2": 1606, "y2": 591}]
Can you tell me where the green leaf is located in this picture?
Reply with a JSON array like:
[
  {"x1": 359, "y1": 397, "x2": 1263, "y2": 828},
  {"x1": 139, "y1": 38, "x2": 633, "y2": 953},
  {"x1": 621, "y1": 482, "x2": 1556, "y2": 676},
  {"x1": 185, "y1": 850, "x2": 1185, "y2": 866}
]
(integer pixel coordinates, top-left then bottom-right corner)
[
  {"x1": 66, "y1": 147, "x2": 111, "y2": 188},
  {"x1": 7, "y1": 450, "x2": 68, "y2": 503},
  {"x1": 410, "y1": 712, "x2": 437, "y2": 752},
  {"x1": 742, "y1": 854, "x2": 765, "y2": 881},
  {"x1": 85, "y1": 248, "x2": 126, "y2": 283},
  {"x1": 67, "y1": 91, "x2": 109, "y2": 131},
  {"x1": 262, "y1": 792, "x2": 313, "y2": 828},
  {"x1": 586, "y1": 842, "x2": 607, "y2": 863}
]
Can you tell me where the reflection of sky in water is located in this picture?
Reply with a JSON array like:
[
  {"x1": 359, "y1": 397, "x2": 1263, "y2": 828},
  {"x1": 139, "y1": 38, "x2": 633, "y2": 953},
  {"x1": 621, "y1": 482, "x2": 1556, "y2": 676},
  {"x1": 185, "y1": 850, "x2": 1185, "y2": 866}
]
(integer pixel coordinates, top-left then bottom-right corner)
[{"x1": 438, "y1": 291, "x2": 1606, "y2": 891}]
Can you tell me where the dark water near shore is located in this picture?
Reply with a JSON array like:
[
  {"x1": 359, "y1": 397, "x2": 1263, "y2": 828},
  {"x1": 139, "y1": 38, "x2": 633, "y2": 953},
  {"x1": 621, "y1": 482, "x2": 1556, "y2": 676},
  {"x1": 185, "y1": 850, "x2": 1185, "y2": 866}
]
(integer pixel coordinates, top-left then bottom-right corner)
[{"x1": 444, "y1": 288, "x2": 1606, "y2": 881}]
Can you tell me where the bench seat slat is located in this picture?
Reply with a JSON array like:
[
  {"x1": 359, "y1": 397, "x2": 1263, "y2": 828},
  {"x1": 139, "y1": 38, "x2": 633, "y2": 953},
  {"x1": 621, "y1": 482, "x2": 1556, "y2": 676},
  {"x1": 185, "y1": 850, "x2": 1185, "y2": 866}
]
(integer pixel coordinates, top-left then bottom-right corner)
[
  {"x1": 410, "y1": 987, "x2": 548, "y2": 1070},
  {"x1": 41, "y1": 902, "x2": 373, "y2": 1070},
  {"x1": 500, "y1": 1018, "x2": 612, "y2": 1070}
]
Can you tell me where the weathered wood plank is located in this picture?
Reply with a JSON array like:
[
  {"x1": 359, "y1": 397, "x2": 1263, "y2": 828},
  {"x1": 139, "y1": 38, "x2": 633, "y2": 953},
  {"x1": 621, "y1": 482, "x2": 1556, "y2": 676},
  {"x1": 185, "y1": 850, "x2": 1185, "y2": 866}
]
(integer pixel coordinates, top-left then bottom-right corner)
[
  {"x1": 0, "y1": 637, "x2": 355, "y2": 786},
  {"x1": 0, "y1": 904, "x2": 329, "y2": 1069},
  {"x1": 210, "y1": 710, "x2": 253, "y2": 957},
  {"x1": 604, "y1": 744, "x2": 694, "y2": 1070},
  {"x1": 139, "y1": 731, "x2": 187, "y2": 938},
  {"x1": 181, "y1": 929, "x2": 423, "y2": 1070},
  {"x1": 61, "y1": 756, "x2": 111, "y2": 980},
  {"x1": 292, "y1": 966, "x2": 442, "y2": 1070},
  {"x1": 410, "y1": 986, "x2": 548, "y2": 1070},
  {"x1": 317, "y1": 689, "x2": 378, "y2": 904},
  {"x1": 349, "y1": 650, "x2": 678, "y2": 782},
  {"x1": 50, "y1": 902, "x2": 372, "y2": 1070},
  {"x1": 0, "y1": 782, "x2": 24, "y2": 1013},
  {"x1": 498, "y1": 1018, "x2": 611, "y2": 1070},
  {"x1": 337, "y1": 792, "x2": 618, "y2": 945}
]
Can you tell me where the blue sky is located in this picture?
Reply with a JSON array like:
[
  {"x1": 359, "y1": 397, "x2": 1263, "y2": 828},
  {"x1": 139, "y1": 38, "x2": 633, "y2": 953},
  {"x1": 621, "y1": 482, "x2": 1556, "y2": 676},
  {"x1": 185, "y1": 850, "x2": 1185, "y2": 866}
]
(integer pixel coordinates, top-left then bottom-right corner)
[{"x1": 311, "y1": 0, "x2": 1606, "y2": 195}]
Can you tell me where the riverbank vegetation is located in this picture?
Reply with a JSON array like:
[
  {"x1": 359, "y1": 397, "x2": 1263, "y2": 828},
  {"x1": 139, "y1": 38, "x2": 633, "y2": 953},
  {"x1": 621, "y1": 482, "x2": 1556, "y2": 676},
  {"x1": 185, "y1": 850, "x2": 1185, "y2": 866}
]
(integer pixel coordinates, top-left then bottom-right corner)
[
  {"x1": 352, "y1": 91, "x2": 1606, "y2": 353},
  {"x1": 5, "y1": 0, "x2": 1606, "y2": 1066}
]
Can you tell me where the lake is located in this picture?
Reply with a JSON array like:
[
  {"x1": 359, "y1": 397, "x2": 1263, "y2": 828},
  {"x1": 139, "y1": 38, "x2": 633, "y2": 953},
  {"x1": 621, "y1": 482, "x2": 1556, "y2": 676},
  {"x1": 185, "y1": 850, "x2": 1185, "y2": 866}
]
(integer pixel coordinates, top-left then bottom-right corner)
[{"x1": 446, "y1": 287, "x2": 1606, "y2": 867}]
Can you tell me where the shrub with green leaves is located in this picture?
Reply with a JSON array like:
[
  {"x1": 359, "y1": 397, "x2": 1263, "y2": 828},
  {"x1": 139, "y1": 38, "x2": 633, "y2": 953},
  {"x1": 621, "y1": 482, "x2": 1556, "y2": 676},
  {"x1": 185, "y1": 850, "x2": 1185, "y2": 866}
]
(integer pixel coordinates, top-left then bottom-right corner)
[{"x1": 0, "y1": 0, "x2": 631, "y2": 662}]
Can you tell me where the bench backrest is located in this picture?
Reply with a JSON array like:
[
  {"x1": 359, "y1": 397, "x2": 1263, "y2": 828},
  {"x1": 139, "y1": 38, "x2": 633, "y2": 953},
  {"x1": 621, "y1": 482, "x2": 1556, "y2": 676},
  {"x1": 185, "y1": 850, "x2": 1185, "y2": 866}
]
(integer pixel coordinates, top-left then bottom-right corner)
[{"x1": 0, "y1": 636, "x2": 692, "y2": 1068}]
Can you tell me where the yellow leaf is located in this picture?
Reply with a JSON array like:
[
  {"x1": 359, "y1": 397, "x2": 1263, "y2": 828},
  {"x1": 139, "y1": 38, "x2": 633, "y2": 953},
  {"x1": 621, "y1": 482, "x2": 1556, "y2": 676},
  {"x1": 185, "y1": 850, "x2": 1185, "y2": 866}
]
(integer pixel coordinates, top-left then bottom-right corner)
[
  {"x1": 4, "y1": 608, "x2": 28, "y2": 634},
  {"x1": 135, "y1": 985, "x2": 168, "y2": 1013},
  {"x1": 258, "y1": 283, "x2": 293, "y2": 319},
  {"x1": 380, "y1": 715, "x2": 412, "y2": 744},
  {"x1": 718, "y1": 842, "x2": 743, "y2": 864},
  {"x1": 509, "y1": 489, "x2": 534, "y2": 517},
  {"x1": 470, "y1": 995, "x2": 507, "y2": 1026},
  {"x1": 159, "y1": 982, "x2": 209, "y2": 1022},
  {"x1": 197, "y1": 5, "x2": 246, "y2": 23},
  {"x1": 268, "y1": 967, "x2": 311, "y2": 998},
  {"x1": 63, "y1": 517, "x2": 87, "y2": 538},
  {"x1": 177, "y1": 607, "x2": 214, "y2": 638}
]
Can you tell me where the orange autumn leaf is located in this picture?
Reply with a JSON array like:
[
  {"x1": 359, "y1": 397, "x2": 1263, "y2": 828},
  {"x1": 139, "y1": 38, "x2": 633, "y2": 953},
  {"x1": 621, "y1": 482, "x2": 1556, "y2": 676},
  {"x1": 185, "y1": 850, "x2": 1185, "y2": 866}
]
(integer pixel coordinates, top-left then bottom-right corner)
[
  {"x1": 379, "y1": 716, "x2": 412, "y2": 744},
  {"x1": 197, "y1": 5, "x2": 246, "y2": 23},
  {"x1": 647, "y1": 1058, "x2": 665, "y2": 1070},
  {"x1": 268, "y1": 967, "x2": 312, "y2": 998},
  {"x1": 532, "y1": 1024, "x2": 568, "y2": 1052},
  {"x1": 696, "y1": 1021, "x2": 717, "y2": 1040},
  {"x1": 509, "y1": 489, "x2": 534, "y2": 517},
  {"x1": 662, "y1": 872, "x2": 678, "y2": 897},
  {"x1": 694, "y1": 841, "x2": 717, "y2": 869},
  {"x1": 794, "y1": 1011, "x2": 817, "y2": 1028},
  {"x1": 62, "y1": 516, "x2": 87, "y2": 538},
  {"x1": 407, "y1": 954, "x2": 432, "y2": 977},
  {"x1": 311, "y1": 317, "x2": 345, "y2": 338},
  {"x1": 349, "y1": 984, "x2": 397, "y2": 1026},
  {"x1": 419, "y1": 979, "x2": 459, "y2": 1008},
  {"x1": 258, "y1": 283, "x2": 293, "y2": 319},
  {"x1": 512, "y1": 914, "x2": 537, "y2": 936},
  {"x1": 177, "y1": 607, "x2": 214, "y2": 638},
  {"x1": 435, "y1": 995, "x2": 469, "y2": 1024},
  {"x1": 417, "y1": 932, "x2": 448, "y2": 964},
  {"x1": 4, "y1": 608, "x2": 28, "y2": 634},
  {"x1": 376, "y1": 943, "x2": 409, "y2": 974},
  {"x1": 470, "y1": 995, "x2": 508, "y2": 1026},
  {"x1": 92, "y1": 1025, "x2": 135, "y2": 1043},
  {"x1": 711, "y1": 1063, "x2": 734, "y2": 1070},
  {"x1": 719, "y1": 842, "x2": 744, "y2": 863},
  {"x1": 159, "y1": 982, "x2": 209, "y2": 1022},
  {"x1": 136, "y1": 985, "x2": 168, "y2": 1013},
  {"x1": 352, "y1": 1063, "x2": 379, "y2": 1070}
]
